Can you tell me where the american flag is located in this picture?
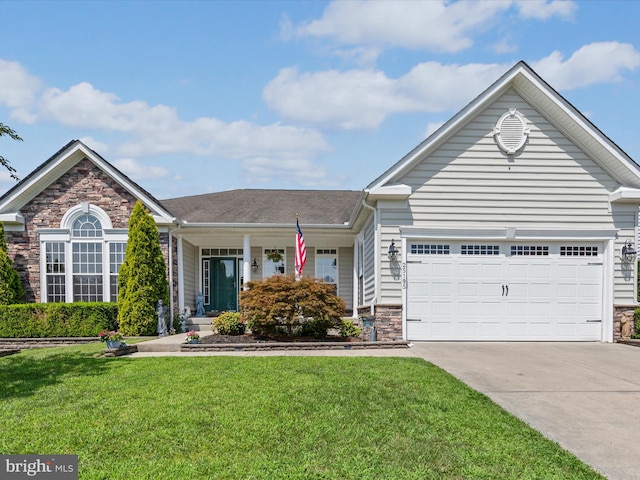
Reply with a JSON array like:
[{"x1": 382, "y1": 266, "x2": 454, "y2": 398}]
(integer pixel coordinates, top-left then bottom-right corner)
[{"x1": 295, "y1": 217, "x2": 307, "y2": 277}]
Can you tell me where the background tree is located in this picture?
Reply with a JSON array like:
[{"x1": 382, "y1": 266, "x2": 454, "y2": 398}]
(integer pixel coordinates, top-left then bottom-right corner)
[
  {"x1": 0, "y1": 123, "x2": 22, "y2": 180},
  {"x1": 118, "y1": 200, "x2": 169, "y2": 335},
  {"x1": 0, "y1": 221, "x2": 24, "y2": 304}
]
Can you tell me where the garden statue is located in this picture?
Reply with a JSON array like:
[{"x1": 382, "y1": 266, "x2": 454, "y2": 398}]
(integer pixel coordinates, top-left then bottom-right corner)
[
  {"x1": 156, "y1": 300, "x2": 167, "y2": 336},
  {"x1": 179, "y1": 306, "x2": 191, "y2": 333},
  {"x1": 196, "y1": 292, "x2": 205, "y2": 317}
]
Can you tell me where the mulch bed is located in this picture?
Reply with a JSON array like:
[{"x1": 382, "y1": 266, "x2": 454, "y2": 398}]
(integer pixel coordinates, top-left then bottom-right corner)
[{"x1": 200, "y1": 334, "x2": 356, "y2": 344}]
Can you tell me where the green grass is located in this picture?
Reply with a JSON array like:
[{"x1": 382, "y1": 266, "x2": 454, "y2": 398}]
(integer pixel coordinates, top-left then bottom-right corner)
[{"x1": 0, "y1": 344, "x2": 604, "y2": 479}]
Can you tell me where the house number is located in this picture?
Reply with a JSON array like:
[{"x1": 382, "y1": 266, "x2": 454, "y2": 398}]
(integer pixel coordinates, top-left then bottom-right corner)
[{"x1": 402, "y1": 263, "x2": 407, "y2": 289}]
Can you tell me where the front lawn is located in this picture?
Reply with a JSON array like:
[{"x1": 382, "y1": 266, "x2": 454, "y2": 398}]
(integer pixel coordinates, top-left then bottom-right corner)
[{"x1": 0, "y1": 344, "x2": 603, "y2": 479}]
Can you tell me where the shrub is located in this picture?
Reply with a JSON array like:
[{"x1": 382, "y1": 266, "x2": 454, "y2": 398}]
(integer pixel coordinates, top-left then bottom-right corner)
[
  {"x1": 340, "y1": 319, "x2": 363, "y2": 338},
  {"x1": 240, "y1": 275, "x2": 346, "y2": 337},
  {"x1": 118, "y1": 201, "x2": 169, "y2": 336},
  {"x1": 633, "y1": 308, "x2": 640, "y2": 339},
  {"x1": 0, "y1": 221, "x2": 24, "y2": 304},
  {"x1": 299, "y1": 318, "x2": 332, "y2": 338},
  {"x1": 213, "y1": 311, "x2": 246, "y2": 336},
  {"x1": 0, "y1": 302, "x2": 118, "y2": 337}
]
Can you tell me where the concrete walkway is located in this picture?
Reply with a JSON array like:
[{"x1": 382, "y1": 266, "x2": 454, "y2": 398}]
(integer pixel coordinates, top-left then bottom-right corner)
[{"x1": 410, "y1": 342, "x2": 640, "y2": 480}]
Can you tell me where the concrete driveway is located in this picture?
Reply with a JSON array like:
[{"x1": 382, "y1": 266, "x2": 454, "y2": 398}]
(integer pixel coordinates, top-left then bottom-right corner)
[{"x1": 410, "y1": 342, "x2": 640, "y2": 480}]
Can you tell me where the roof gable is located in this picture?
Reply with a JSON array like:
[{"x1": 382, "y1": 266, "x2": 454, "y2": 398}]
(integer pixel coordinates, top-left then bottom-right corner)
[
  {"x1": 367, "y1": 61, "x2": 640, "y2": 192},
  {"x1": 0, "y1": 140, "x2": 174, "y2": 225}
]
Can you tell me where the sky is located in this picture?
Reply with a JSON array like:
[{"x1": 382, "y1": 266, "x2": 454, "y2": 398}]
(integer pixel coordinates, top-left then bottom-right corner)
[{"x1": 1, "y1": 0, "x2": 640, "y2": 200}]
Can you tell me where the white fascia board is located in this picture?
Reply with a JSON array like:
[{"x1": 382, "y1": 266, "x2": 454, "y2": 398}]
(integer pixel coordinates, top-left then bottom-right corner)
[
  {"x1": 609, "y1": 187, "x2": 640, "y2": 203},
  {"x1": 0, "y1": 212, "x2": 24, "y2": 224},
  {"x1": 400, "y1": 226, "x2": 618, "y2": 241},
  {"x1": 365, "y1": 184, "x2": 412, "y2": 200}
]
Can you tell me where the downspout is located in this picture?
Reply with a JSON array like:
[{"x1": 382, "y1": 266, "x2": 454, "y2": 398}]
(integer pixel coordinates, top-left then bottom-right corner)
[{"x1": 361, "y1": 197, "x2": 378, "y2": 315}]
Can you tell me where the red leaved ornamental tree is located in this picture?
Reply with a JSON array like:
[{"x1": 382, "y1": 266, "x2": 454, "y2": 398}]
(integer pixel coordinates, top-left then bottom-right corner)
[{"x1": 240, "y1": 275, "x2": 345, "y2": 337}]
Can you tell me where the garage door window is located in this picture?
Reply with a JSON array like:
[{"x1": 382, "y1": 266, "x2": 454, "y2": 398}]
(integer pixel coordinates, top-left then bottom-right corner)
[
  {"x1": 410, "y1": 244, "x2": 450, "y2": 255},
  {"x1": 560, "y1": 246, "x2": 598, "y2": 256},
  {"x1": 461, "y1": 245, "x2": 500, "y2": 255},
  {"x1": 510, "y1": 245, "x2": 549, "y2": 256}
]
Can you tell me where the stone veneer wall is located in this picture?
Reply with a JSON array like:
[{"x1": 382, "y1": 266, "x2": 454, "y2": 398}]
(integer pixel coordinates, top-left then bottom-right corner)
[
  {"x1": 6, "y1": 158, "x2": 170, "y2": 302},
  {"x1": 357, "y1": 304, "x2": 403, "y2": 341},
  {"x1": 357, "y1": 304, "x2": 631, "y2": 342},
  {"x1": 614, "y1": 305, "x2": 637, "y2": 342}
]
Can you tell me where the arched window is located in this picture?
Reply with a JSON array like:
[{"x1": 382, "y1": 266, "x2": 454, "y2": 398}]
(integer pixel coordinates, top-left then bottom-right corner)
[
  {"x1": 72, "y1": 215, "x2": 103, "y2": 238},
  {"x1": 41, "y1": 205, "x2": 127, "y2": 303}
]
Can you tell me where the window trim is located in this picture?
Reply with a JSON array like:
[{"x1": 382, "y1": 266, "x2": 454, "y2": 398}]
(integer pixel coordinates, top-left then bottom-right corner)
[
  {"x1": 316, "y1": 249, "x2": 338, "y2": 290},
  {"x1": 39, "y1": 204, "x2": 127, "y2": 303}
]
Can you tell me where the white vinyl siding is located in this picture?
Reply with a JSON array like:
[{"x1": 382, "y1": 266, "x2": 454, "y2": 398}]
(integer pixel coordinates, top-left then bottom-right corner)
[
  {"x1": 387, "y1": 89, "x2": 633, "y2": 305},
  {"x1": 400, "y1": 91, "x2": 618, "y2": 228},
  {"x1": 361, "y1": 215, "x2": 376, "y2": 305},
  {"x1": 338, "y1": 247, "x2": 353, "y2": 309},
  {"x1": 182, "y1": 239, "x2": 197, "y2": 311}
]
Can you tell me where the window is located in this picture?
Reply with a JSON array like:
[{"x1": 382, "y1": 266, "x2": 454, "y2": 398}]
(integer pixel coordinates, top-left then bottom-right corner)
[
  {"x1": 316, "y1": 249, "x2": 337, "y2": 291},
  {"x1": 560, "y1": 246, "x2": 598, "y2": 256},
  {"x1": 73, "y1": 241, "x2": 103, "y2": 301},
  {"x1": 510, "y1": 245, "x2": 549, "y2": 256},
  {"x1": 109, "y1": 243, "x2": 126, "y2": 302},
  {"x1": 461, "y1": 245, "x2": 500, "y2": 255},
  {"x1": 45, "y1": 242, "x2": 66, "y2": 302},
  {"x1": 411, "y1": 244, "x2": 450, "y2": 255},
  {"x1": 40, "y1": 204, "x2": 128, "y2": 303}
]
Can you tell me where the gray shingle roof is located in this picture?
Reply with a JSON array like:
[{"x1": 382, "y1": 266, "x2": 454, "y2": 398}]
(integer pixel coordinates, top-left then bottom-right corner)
[{"x1": 161, "y1": 189, "x2": 362, "y2": 225}]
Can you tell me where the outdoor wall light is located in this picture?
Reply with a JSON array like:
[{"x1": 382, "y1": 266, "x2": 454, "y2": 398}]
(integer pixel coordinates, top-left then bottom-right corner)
[
  {"x1": 388, "y1": 239, "x2": 399, "y2": 261},
  {"x1": 251, "y1": 258, "x2": 259, "y2": 272},
  {"x1": 622, "y1": 239, "x2": 637, "y2": 263}
]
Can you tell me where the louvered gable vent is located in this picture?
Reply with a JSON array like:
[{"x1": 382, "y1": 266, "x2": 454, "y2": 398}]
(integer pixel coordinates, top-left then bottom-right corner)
[{"x1": 493, "y1": 108, "x2": 530, "y2": 154}]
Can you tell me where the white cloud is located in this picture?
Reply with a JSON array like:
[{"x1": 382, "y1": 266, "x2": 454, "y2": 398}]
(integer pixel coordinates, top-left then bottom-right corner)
[
  {"x1": 0, "y1": 60, "x2": 42, "y2": 123},
  {"x1": 264, "y1": 63, "x2": 506, "y2": 130},
  {"x1": 0, "y1": 60, "x2": 41, "y2": 109},
  {"x1": 532, "y1": 42, "x2": 640, "y2": 90},
  {"x1": 242, "y1": 156, "x2": 330, "y2": 187},
  {"x1": 79, "y1": 136, "x2": 109, "y2": 153},
  {"x1": 290, "y1": 0, "x2": 511, "y2": 53},
  {"x1": 425, "y1": 121, "x2": 446, "y2": 139},
  {"x1": 265, "y1": 42, "x2": 640, "y2": 131},
  {"x1": 39, "y1": 82, "x2": 181, "y2": 132},
  {"x1": 515, "y1": 0, "x2": 577, "y2": 20},
  {"x1": 0, "y1": 59, "x2": 332, "y2": 185},
  {"x1": 113, "y1": 158, "x2": 169, "y2": 180}
]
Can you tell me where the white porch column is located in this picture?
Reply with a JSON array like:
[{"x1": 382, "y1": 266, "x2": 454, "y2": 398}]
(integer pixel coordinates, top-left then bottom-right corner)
[
  {"x1": 177, "y1": 236, "x2": 184, "y2": 312},
  {"x1": 243, "y1": 234, "x2": 251, "y2": 289}
]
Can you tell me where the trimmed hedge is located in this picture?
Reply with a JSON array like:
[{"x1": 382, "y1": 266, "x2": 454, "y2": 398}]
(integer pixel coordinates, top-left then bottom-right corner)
[{"x1": 0, "y1": 303, "x2": 118, "y2": 338}]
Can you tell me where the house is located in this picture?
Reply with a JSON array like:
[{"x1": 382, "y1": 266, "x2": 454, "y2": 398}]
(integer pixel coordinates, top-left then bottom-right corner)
[{"x1": 0, "y1": 61, "x2": 638, "y2": 342}]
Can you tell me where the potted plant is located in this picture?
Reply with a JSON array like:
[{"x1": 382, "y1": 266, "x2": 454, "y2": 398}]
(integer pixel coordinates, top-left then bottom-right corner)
[
  {"x1": 185, "y1": 330, "x2": 200, "y2": 344},
  {"x1": 266, "y1": 250, "x2": 283, "y2": 263},
  {"x1": 99, "y1": 330, "x2": 124, "y2": 349}
]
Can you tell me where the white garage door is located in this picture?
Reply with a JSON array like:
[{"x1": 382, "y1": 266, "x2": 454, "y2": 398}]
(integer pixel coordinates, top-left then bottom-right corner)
[{"x1": 406, "y1": 242, "x2": 603, "y2": 341}]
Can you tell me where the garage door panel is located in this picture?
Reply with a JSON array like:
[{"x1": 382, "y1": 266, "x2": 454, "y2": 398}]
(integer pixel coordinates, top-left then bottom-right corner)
[
  {"x1": 480, "y1": 322, "x2": 501, "y2": 337},
  {"x1": 406, "y1": 240, "x2": 604, "y2": 341},
  {"x1": 481, "y1": 301, "x2": 502, "y2": 316},
  {"x1": 458, "y1": 302, "x2": 480, "y2": 315}
]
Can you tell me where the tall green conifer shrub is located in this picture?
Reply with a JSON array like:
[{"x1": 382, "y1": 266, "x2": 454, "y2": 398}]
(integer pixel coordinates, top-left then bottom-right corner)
[
  {"x1": 118, "y1": 201, "x2": 169, "y2": 335},
  {"x1": 0, "y1": 221, "x2": 24, "y2": 304}
]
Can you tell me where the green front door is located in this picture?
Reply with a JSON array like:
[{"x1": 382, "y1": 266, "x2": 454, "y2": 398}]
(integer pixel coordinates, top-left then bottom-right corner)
[{"x1": 208, "y1": 257, "x2": 238, "y2": 312}]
